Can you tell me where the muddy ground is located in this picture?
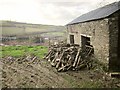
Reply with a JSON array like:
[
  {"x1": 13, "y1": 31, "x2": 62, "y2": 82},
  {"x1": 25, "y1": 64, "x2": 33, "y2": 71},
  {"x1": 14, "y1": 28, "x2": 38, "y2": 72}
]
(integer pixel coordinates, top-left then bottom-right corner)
[{"x1": 1, "y1": 56, "x2": 120, "y2": 88}]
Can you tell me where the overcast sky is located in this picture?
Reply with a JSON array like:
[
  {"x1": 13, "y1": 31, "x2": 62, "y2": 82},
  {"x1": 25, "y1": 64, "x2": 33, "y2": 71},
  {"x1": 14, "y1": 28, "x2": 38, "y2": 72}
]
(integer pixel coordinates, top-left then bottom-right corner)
[{"x1": 0, "y1": 0, "x2": 119, "y2": 25}]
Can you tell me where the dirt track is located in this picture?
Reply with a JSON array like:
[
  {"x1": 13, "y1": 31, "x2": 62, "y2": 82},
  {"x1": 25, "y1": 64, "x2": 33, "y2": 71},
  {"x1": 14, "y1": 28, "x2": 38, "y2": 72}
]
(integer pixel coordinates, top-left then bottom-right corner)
[{"x1": 1, "y1": 56, "x2": 120, "y2": 88}]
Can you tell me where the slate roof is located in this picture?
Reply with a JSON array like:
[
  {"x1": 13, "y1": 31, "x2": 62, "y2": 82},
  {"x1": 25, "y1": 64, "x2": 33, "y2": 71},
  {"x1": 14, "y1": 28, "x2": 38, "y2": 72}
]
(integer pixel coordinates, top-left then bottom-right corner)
[{"x1": 67, "y1": 1, "x2": 120, "y2": 25}]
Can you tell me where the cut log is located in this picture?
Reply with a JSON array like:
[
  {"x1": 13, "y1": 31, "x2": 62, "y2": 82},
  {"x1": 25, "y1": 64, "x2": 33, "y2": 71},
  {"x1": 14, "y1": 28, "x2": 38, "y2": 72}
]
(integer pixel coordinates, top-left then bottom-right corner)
[
  {"x1": 73, "y1": 48, "x2": 81, "y2": 67},
  {"x1": 51, "y1": 52, "x2": 59, "y2": 66},
  {"x1": 56, "y1": 51, "x2": 65, "y2": 69},
  {"x1": 75, "y1": 56, "x2": 82, "y2": 69},
  {"x1": 57, "y1": 64, "x2": 68, "y2": 72},
  {"x1": 43, "y1": 50, "x2": 52, "y2": 59}
]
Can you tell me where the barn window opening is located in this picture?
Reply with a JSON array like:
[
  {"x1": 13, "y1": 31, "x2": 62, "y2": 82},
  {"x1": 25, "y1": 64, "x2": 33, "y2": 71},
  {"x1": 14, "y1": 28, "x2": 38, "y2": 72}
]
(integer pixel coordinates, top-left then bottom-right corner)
[
  {"x1": 81, "y1": 35, "x2": 94, "y2": 54},
  {"x1": 81, "y1": 35, "x2": 94, "y2": 60},
  {"x1": 81, "y1": 35, "x2": 91, "y2": 48},
  {"x1": 70, "y1": 35, "x2": 74, "y2": 44}
]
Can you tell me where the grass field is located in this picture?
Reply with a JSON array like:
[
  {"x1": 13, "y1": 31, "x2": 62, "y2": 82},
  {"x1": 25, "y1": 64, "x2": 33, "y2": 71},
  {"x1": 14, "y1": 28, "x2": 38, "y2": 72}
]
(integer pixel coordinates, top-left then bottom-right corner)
[
  {"x1": 1, "y1": 46, "x2": 48, "y2": 58},
  {"x1": 1, "y1": 21, "x2": 66, "y2": 36}
]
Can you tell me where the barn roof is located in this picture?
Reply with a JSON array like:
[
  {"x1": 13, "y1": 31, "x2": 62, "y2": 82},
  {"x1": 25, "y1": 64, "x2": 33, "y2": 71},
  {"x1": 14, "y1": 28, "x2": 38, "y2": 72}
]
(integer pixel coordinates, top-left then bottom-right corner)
[{"x1": 67, "y1": 1, "x2": 120, "y2": 25}]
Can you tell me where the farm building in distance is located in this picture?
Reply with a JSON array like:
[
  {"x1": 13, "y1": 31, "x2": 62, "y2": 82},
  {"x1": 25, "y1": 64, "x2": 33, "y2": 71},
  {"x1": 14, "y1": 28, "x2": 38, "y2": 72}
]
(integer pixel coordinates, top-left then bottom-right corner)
[{"x1": 66, "y1": 1, "x2": 120, "y2": 72}]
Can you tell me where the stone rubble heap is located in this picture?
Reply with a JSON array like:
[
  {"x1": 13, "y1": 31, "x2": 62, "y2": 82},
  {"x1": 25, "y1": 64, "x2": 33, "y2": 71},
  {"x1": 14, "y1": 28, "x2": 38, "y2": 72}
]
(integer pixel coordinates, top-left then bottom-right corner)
[{"x1": 44, "y1": 43, "x2": 94, "y2": 72}]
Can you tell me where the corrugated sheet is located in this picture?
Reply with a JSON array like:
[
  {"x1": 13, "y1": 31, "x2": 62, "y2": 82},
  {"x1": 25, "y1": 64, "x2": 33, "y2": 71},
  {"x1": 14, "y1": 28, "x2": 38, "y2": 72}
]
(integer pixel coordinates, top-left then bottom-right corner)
[{"x1": 67, "y1": 1, "x2": 120, "y2": 25}]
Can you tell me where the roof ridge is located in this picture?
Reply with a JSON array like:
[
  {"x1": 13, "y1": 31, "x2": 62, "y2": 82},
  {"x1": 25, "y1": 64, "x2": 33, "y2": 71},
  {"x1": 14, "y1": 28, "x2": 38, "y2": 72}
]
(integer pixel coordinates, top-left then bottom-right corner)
[{"x1": 67, "y1": 1, "x2": 120, "y2": 25}]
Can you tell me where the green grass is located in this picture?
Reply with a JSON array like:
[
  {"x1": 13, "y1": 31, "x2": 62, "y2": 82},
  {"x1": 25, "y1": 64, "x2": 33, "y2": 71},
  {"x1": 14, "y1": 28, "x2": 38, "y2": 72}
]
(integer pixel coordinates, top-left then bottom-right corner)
[{"x1": 1, "y1": 46, "x2": 48, "y2": 58}]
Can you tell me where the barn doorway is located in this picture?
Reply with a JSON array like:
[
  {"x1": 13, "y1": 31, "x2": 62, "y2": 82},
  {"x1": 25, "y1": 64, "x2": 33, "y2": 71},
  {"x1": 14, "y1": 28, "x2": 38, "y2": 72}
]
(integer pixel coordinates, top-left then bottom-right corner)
[
  {"x1": 81, "y1": 35, "x2": 90, "y2": 50},
  {"x1": 70, "y1": 35, "x2": 74, "y2": 44}
]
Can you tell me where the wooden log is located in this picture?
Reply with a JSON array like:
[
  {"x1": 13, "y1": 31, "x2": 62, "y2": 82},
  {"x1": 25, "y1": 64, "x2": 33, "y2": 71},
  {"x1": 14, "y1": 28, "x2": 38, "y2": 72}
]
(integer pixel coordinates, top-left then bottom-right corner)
[
  {"x1": 51, "y1": 62, "x2": 56, "y2": 67},
  {"x1": 32, "y1": 56, "x2": 37, "y2": 61},
  {"x1": 77, "y1": 63, "x2": 86, "y2": 70},
  {"x1": 57, "y1": 67, "x2": 64, "y2": 72},
  {"x1": 45, "y1": 50, "x2": 53, "y2": 60},
  {"x1": 73, "y1": 48, "x2": 81, "y2": 67},
  {"x1": 67, "y1": 55, "x2": 72, "y2": 64},
  {"x1": 67, "y1": 65, "x2": 72, "y2": 71},
  {"x1": 51, "y1": 52, "x2": 59, "y2": 67},
  {"x1": 49, "y1": 53, "x2": 56, "y2": 62},
  {"x1": 57, "y1": 64, "x2": 68, "y2": 72},
  {"x1": 75, "y1": 55, "x2": 82, "y2": 69},
  {"x1": 43, "y1": 50, "x2": 51, "y2": 59},
  {"x1": 56, "y1": 50, "x2": 65, "y2": 69}
]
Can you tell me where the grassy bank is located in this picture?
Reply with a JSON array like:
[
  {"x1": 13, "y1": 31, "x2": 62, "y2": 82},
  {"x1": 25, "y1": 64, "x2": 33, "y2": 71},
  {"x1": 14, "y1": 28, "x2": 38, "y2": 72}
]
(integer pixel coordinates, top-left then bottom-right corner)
[{"x1": 1, "y1": 46, "x2": 48, "y2": 58}]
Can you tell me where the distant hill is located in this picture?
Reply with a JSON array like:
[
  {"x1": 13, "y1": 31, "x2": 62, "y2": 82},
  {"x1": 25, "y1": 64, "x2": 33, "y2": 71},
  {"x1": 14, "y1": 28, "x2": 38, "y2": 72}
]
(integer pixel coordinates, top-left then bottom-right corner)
[{"x1": 0, "y1": 20, "x2": 66, "y2": 38}]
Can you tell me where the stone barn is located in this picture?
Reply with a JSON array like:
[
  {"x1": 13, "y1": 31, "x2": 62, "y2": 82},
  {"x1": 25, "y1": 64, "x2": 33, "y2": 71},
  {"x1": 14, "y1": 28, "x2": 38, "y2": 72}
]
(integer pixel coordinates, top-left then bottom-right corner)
[{"x1": 66, "y1": 2, "x2": 120, "y2": 72}]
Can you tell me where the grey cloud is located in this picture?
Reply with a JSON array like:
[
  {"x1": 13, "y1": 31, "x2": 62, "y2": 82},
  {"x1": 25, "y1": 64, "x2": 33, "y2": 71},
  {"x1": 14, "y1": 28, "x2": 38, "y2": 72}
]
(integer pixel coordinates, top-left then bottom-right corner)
[{"x1": 36, "y1": 2, "x2": 94, "y2": 25}]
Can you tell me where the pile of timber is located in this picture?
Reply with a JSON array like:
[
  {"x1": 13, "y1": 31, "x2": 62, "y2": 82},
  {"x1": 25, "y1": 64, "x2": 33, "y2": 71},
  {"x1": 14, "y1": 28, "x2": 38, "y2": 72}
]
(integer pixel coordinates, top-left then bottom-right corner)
[{"x1": 44, "y1": 44, "x2": 94, "y2": 72}]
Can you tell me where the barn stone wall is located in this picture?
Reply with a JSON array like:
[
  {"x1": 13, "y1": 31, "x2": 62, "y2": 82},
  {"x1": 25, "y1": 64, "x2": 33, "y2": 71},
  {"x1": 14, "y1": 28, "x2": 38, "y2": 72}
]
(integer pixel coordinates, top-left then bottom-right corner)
[
  {"x1": 67, "y1": 25, "x2": 80, "y2": 44},
  {"x1": 67, "y1": 18, "x2": 109, "y2": 64},
  {"x1": 108, "y1": 11, "x2": 120, "y2": 71}
]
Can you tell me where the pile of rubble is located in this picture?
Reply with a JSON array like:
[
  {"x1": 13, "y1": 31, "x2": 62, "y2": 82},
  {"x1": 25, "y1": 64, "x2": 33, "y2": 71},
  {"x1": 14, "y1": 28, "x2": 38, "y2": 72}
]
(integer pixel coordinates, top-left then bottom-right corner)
[{"x1": 44, "y1": 44, "x2": 94, "y2": 72}]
